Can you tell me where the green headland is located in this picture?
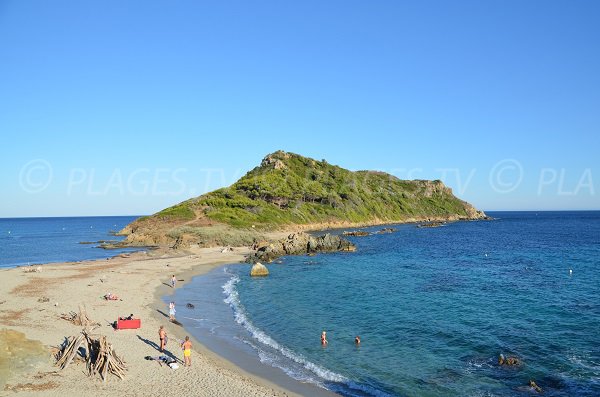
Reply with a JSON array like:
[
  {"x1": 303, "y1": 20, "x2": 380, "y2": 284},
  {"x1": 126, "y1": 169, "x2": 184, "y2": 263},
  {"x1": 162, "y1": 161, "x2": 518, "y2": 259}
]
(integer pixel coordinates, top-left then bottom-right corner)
[{"x1": 118, "y1": 151, "x2": 486, "y2": 248}]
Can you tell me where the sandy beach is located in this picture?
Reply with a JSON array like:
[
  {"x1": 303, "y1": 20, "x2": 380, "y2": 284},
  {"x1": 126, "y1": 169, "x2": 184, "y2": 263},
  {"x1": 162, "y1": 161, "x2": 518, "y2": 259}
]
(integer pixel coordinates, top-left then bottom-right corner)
[{"x1": 0, "y1": 246, "x2": 336, "y2": 397}]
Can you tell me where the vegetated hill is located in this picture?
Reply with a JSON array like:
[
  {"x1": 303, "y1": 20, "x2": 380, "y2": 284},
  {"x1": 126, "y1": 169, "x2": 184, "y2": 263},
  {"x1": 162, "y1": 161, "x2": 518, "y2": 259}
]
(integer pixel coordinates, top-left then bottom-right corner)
[{"x1": 119, "y1": 151, "x2": 486, "y2": 248}]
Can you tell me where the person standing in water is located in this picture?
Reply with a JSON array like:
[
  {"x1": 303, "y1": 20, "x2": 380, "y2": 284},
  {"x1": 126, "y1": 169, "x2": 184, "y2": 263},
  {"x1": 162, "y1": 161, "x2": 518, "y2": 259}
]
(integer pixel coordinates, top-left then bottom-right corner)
[
  {"x1": 321, "y1": 331, "x2": 328, "y2": 346},
  {"x1": 169, "y1": 301, "x2": 176, "y2": 321},
  {"x1": 181, "y1": 336, "x2": 192, "y2": 367},
  {"x1": 355, "y1": 336, "x2": 361, "y2": 345}
]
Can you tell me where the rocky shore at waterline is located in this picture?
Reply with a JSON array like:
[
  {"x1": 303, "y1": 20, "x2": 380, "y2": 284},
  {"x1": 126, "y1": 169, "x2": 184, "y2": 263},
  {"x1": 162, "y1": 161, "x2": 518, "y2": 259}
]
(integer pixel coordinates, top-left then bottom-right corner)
[{"x1": 246, "y1": 232, "x2": 356, "y2": 264}]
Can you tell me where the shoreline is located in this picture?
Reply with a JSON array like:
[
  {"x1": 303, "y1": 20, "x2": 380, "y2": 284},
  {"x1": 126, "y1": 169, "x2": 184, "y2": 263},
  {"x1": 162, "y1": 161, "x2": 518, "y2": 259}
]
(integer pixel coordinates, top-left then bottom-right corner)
[
  {"x1": 0, "y1": 246, "x2": 337, "y2": 396},
  {"x1": 159, "y1": 263, "x2": 339, "y2": 397}
]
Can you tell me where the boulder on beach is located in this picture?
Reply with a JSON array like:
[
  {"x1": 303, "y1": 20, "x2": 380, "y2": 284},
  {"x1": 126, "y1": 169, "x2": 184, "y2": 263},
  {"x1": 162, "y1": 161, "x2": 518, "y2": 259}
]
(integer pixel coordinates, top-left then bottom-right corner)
[{"x1": 250, "y1": 262, "x2": 269, "y2": 277}]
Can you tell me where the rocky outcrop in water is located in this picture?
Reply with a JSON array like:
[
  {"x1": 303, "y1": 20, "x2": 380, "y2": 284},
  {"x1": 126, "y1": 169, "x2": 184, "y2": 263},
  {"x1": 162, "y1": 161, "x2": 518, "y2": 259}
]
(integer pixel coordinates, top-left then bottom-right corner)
[
  {"x1": 342, "y1": 230, "x2": 370, "y2": 237},
  {"x1": 250, "y1": 262, "x2": 269, "y2": 277},
  {"x1": 376, "y1": 228, "x2": 397, "y2": 234},
  {"x1": 417, "y1": 221, "x2": 447, "y2": 228},
  {"x1": 246, "y1": 232, "x2": 356, "y2": 263}
]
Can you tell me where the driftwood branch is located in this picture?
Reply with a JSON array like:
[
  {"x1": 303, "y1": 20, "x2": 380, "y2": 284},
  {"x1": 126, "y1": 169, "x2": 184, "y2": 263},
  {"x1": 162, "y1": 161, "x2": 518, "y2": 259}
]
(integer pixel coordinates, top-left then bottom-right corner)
[{"x1": 60, "y1": 305, "x2": 100, "y2": 327}]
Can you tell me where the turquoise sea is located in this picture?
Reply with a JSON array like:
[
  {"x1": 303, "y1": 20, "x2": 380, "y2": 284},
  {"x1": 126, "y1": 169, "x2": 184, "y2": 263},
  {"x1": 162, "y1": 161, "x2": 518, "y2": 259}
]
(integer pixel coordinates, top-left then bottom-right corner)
[{"x1": 174, "y1": 211, "x2": 600, "y2": 396}]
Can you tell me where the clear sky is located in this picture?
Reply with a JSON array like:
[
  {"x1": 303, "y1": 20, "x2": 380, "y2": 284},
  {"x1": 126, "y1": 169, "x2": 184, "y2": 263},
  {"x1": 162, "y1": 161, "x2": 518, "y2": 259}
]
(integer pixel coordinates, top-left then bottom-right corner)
[{"x1": 1, "y1": 0, "x2": 598, "y2": 217}]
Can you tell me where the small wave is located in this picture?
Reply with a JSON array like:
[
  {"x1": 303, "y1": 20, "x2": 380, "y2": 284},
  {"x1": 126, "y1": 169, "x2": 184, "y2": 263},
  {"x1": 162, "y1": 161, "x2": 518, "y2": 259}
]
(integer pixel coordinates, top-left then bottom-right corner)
[
  {"x1": 464, "y1": 357, "x2": 495, "y2": 373},
  {"x1": 222, "y1": 269, "x2": 391, "y2": 397},
  {"x1": 567, "y1": 353, "x2": 600, "y2": 375},
  {"x1": 181, "y1": 316, "x2": 207, "y2": 322}
]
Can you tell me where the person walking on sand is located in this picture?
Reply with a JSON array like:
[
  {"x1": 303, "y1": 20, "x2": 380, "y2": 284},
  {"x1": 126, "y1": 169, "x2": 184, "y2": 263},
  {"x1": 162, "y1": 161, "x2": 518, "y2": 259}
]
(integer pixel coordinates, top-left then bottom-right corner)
[
  {"x1": 169, "y1": 301, "x2": 176, "y2": 321},
  {"x1": 181, "y1": 336, "x2": 192, "y2": 367},
  {"x1": 321, "y1": 331, "x2": 328, "y2": 346},
  {"x1": 158, "y1": 325, "x2": 167, "y2": 352},
  {"x1": 171, "y1": 274, "x2": 177, "y2": 288}
]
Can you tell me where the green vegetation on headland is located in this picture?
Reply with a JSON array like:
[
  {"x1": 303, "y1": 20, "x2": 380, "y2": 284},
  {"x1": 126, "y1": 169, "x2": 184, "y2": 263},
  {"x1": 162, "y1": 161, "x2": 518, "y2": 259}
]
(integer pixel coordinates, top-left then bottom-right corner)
[{"x1": 119, "y1": 151, "x2": 486, "y2": 248}]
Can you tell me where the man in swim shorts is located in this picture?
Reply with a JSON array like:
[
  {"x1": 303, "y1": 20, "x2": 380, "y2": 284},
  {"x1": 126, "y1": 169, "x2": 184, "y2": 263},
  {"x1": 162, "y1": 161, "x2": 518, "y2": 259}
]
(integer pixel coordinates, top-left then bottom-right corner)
[
  {"x1": 181, "y1": 336, "x2": 192, "y2": 367},
  {"x1": 158, "y1": 325, "x2": 167, "y2": 352}
]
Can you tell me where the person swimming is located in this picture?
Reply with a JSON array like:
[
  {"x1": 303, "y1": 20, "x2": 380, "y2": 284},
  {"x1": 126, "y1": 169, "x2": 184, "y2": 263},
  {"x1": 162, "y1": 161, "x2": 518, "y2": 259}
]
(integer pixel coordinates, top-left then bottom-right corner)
[
  {"x1": 529, "y1": 379, "x2": 542, "y2": 393},
  {"x1": 321, "y1": 331, "x2": 328, "y2": 346}
]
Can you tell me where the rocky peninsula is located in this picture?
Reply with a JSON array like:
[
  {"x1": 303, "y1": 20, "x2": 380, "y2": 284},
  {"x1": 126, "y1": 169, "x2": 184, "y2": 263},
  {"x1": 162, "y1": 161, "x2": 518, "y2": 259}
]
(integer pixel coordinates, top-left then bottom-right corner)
[{"x1": 116, "y1": 151, "x2": 488, "y2": 254}]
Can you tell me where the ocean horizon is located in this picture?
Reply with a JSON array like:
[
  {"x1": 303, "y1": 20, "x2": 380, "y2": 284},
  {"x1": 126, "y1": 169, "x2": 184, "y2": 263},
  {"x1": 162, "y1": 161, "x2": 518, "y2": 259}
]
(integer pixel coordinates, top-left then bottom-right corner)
[{"x1": 0, "y1": 216, "x2": 143, "y2": 268}]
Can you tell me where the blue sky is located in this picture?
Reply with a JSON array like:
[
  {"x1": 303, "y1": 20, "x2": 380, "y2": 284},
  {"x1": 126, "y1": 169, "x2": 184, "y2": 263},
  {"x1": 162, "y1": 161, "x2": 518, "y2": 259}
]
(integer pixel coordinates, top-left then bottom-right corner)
[{"x1": 1, "y1": 0, "x2": 598, "y2": 217}]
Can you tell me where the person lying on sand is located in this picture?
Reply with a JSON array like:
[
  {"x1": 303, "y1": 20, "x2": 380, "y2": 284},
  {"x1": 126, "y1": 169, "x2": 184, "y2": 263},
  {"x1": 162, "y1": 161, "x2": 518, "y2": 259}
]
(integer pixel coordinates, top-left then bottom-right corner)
[
  {"x1": 145, "y1": 355, "x2": 178, "y2": 368},
  {"x1": 104, "y1": 292, "x2": 120, "y2": 300}
]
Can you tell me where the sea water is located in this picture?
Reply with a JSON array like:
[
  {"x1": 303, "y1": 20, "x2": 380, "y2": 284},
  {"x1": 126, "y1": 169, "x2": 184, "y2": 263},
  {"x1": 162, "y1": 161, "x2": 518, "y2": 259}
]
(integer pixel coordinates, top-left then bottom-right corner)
[
  {"x1": 0, "y1": 216, "x2": 141, "y2": 268},
  {"x1": 177, "y1": 211, "x2": 600, "y2": 396}
]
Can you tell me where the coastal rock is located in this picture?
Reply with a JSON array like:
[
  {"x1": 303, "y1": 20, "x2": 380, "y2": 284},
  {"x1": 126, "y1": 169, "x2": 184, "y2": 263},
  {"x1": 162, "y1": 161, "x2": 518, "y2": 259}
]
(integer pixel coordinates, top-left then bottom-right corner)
[
  {"x1": 246, "y1": 232, "x2": 356, "y2": 263},
  {"x1": 250, "y1": 262, "x2": 269, "y2": 277},
  {"x1": 417, "y1": 221, "x2": 446, "y2": 228},
  {"x1": 376, "y1": 228, "x2": 397, "y2": 234},
  {"x1": 342, "y1": 230, "x2": 370, "y2": 237}
]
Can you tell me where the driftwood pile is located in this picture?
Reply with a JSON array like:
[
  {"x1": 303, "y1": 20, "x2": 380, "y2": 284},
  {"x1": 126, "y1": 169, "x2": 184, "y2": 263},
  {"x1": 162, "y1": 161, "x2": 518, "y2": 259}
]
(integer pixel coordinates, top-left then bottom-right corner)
[
  {"x1": 55, "y1": 328, "x2": 126, "y2": 381},
  {"x1": 60, "y1": 305, "x2": 99, "y2": 327}
]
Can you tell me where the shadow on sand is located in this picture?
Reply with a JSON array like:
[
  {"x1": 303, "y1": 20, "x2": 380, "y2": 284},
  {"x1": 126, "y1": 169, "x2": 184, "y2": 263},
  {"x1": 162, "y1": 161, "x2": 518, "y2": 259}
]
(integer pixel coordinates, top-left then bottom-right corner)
[{"x1": 136, "y1": 335, "x2": 182, "y2": 363}]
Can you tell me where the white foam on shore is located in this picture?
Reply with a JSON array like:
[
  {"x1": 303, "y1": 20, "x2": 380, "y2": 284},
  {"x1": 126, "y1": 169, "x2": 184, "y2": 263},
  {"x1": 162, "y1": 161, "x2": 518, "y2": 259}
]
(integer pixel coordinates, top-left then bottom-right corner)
[{"x1": 222, "y1": 269, "x2": 391, "y2": 396}]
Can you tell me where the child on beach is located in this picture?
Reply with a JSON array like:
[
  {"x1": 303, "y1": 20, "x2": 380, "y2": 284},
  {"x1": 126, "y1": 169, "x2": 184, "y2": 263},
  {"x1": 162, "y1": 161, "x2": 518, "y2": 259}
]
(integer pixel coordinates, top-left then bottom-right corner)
[
  {"x1": 171, "y1": 274, "x2": 176, "y2": 288},
  {"x1": 181, "y1": 336, "x2": 192, "y2": 367},
  {"x1": 169, "y1": 302, "x2": 176, "y2": 321}
]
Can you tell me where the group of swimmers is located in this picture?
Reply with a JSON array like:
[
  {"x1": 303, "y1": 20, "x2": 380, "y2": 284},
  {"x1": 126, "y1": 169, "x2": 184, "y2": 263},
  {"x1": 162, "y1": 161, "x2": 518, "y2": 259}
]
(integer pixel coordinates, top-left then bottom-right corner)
[{"x1": 321, "y1": 331, "x2": 361, "y2": 346}]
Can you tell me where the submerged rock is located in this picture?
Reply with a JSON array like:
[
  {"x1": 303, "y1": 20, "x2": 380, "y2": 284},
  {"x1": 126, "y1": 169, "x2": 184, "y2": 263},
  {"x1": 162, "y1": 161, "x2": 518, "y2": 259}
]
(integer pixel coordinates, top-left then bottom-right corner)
[{"x1": 250, "y1": 262, "x2": 269, "y2": 277}]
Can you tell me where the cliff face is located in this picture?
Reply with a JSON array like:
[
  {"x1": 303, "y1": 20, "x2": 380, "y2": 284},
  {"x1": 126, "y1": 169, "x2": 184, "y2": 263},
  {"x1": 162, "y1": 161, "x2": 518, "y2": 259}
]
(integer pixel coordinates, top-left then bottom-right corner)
[{"x1": 119, "y1": 151, "x2": 486, "y2": 248}]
